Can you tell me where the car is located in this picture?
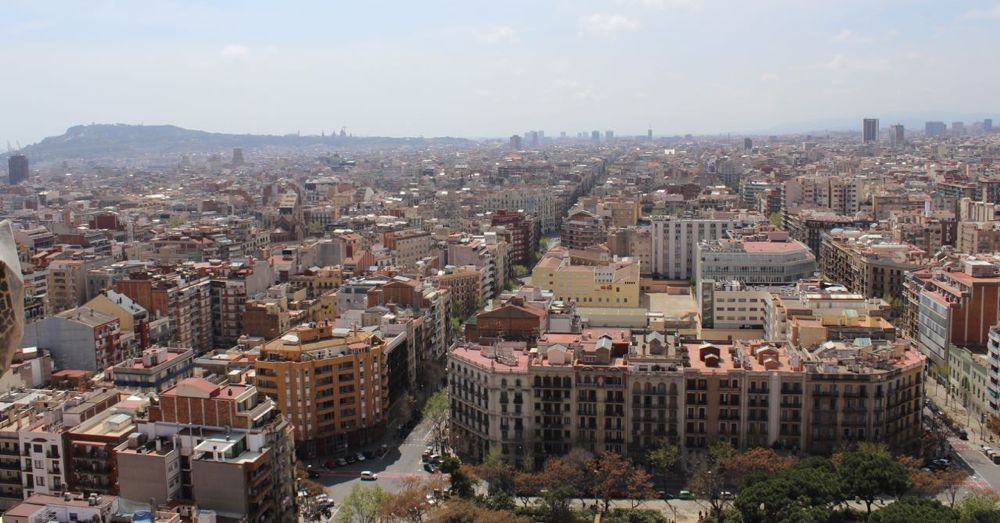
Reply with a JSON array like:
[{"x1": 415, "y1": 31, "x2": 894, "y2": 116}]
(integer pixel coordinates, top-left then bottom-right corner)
[
  {"x1": 306, "y1": 466, "x2": 320, "y2": 479},
  {"x1": 678, "y1": 490, "x2": 694, "y2": 500},
  {"x1": 425, "y1": 493, "x2": 437, "y2": 506},
  {"x1": 720, "y1": 491, "x2": 734, "y2": 500},
  {"x1": 346, "y1": 455, "x2": 357, "y2": 464},
  {"x1": 920, "y1": 467, "x2": 933, "y2": 473},
  {"x1": 959, "y1": 430, "x2": 969, "y2": 440},
  {"x1": 324, "y1": 461, "x2": 337, "y2": 469},
  {"x1": 424, "y1": 462, "x2": 437, "y2": 473},
  {"x1": 363, "y1": 450, "x2": 376, "y2": 460},
  {"x1": 983, "y1": 446, "x2": 994, "y2": 454},
  {"x1": 335, "y1": 457, "x2": 348, "y2": 467},
  {"x1": 356, "y1": 452, "x2": 366, "y2": 462},
  {"x1": 360, "y1": 471, "x2": 378, "y2": 481}
]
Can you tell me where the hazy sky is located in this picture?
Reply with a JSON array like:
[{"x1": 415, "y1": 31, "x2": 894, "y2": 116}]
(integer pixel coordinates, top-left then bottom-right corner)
[{"x1": 4, "y1": 0, "x2": 1000, "y2": 144}]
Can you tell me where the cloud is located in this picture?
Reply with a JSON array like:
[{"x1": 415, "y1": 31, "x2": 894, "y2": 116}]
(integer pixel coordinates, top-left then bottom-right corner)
[
  {"x1": 581, "y1": 14, "x2": 639, "y2": 36},
  {"x1": 824, "y1": 54, "x2": 849, "y2": 70},
  {"x1": 832, "y1": 29, "x2": 879, "y2": 44},
  {"x1": 963, "y1": 4, "x2": 1000, "y2": 19},
  {"x1": 477, "y1": 25, "x2": 518, "y2": 44},
  {"x1": 627, "y1": 0, "x2": 701, "y2": 8},
  {"x1": 220, "y1": 44, "x2": 249, "y2": 58},
  {"x1": 759, "y1": 72, "x2": 779, "y2": 82}
]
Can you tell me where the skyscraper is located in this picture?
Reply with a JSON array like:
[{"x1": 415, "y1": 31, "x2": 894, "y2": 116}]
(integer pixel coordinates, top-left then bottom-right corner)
[
  {"x1": 231, "y1": 147, "x2": 245, "y2": 166},
  {"x1": 509, "y1": 134, "x2": 522, "y2": 149},
  {"x1": 647, "y1": 128, "x2": 653, "y2": 142},
  {"x1": 862, "y1": 118, "x2": 879, "y2": 144},
  {"x1": 529, "y1": 130, "x2": 539, "y2": 147},
  {"x1": 890, "y1": 124, "x2": 905, "y2": 148},
  {"x1": 591, "y1": 130, "x2": 600, "y2": 143},
  {"x1": 925, "y1": 121, "x2": 947, "y2": 137},
  {"x1": 743, "y1": 138, "x2": 753, "y2": 151},
  {"x1": 7, "y1": 154, "x2": 28, "y2": 185},
  {"x1": 605, "y1": 130, "x2": 614, "y2": 142},
  {"x1": 985, "y1": 119, "x2": 993, "y2": 133}
]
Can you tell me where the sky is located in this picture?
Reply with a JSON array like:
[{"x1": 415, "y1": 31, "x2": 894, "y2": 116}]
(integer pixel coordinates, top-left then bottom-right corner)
[{"x1": 4, "y1": 0, "x2": 1000, "y2": 145}]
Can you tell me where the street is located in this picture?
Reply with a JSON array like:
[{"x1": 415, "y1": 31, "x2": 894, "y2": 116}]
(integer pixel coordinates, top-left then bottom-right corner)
[
  {"x1": 311, "y1": 411, "x2": 441, "y2": 505},
  {"x1": 925, "y1": 380, "x2": 1000, "y2": 494}
]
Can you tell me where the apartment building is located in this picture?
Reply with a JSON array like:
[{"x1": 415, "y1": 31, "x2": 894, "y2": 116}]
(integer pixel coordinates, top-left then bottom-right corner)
[
  {"x1": 606, "y1": 227, "x2": 652, "y2": 278},
  {"x1": 489, "y1": 210, "x2": 540, "y2": 265},
  {"x1": 648, "y1": 212, "x2": 765, "y2": 280},
  {"x1": 531, "y1": 247, "x2": 640, "y2": 308},
  {"x1": 481, "y1": 187, "x2": 561, "y2": 234},
  {"x1": 192, "y1": 258, "x2": 276, "y2": 349},
  {"x1": 912, "y1": 259, "x2": 1000, "y2": 366},
  {"x1": 384, "y1": 229, "x2": 433, "y2": 269},
  {"x1": 958, "y1": 221, "x2": 1000, "y2": 254},
  {"x1": 435, "y1": 265, "x2": 485, "y2": 319},
  {"x1": 119, "y1": 379, "x2": 296, "y2": 522},
  {"x1": 254, "y1": 324, "x2": 388, "y2": 457},
  {"x1": 819, "y1": 230, "x2": 927, "y2": 299},
  {"x1": 115, "y1": 271, "x2": 213, "y2": 353},
  {"x1": 560, "y1": 210, "x2": 606, "y2": 250},
  {"x1": 110, "y1": 347, "x2": 194, "y2": 393},
  {"x1": 21, "y1": 307, "x2": 125, "y2": 371},
  {"x1": 449, "y1": 335, "x2": 925, "y2": 466},
  {"x1": 783, "y1": 209, "x2": 874, "y2": 255},
  {"x1": 47, "y1": 257, "x2": 110, "y2": 314}
]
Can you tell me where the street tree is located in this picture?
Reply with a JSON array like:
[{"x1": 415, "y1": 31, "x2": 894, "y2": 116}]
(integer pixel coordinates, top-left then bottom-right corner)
[
  {"x1": 423, "y1": 389, "x2": 449, "y2": 452},
  {"x1": 439, "y1": 456, "x2": 475, "y2": 499},
  {"x1": 335, "y1": 483, "x2": 390, "y2": 523},
  {"x1": 513, "y1": 470, "x2": 544, "y2": 508},
  {"x1": 871, "y1": 497, "x2": 958, "y2": 523},
  {"x1": 427, "y1": 499, "x2": 531, "y2": 523},
  {"x1": 475, "y1": 448, "x2": 516, "y2": 510},
  {"x1": 734, "y1": 458, "x2": 842, "y2": 523},
  {"x1": 837, "y1": 443, "x2": 912, "y2": 516},
  {"x1": 646, "y1": 439, "x2": 679, "y2": 484},
  {"x1": 957, "y1": 490, "x2": 1000, "y2": 523},
  {"x1": 938, "y1": 468, "x2": 969, "y2": 508}
]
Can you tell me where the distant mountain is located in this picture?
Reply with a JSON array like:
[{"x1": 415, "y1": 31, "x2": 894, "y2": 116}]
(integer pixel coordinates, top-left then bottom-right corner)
[{"x1": 7, "y1": 124, "x2": 474, "y2": 162}]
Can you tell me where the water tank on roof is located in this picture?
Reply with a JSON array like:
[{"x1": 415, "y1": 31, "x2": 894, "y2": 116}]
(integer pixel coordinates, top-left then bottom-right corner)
[{"x1": 132, "y1": 511, "x2": 154, "y2": 523}]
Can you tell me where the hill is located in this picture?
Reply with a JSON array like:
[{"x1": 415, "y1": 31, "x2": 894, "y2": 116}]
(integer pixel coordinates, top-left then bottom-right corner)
[{"x1": 8, "y1": 124, "x2": 474, "y2": 162}]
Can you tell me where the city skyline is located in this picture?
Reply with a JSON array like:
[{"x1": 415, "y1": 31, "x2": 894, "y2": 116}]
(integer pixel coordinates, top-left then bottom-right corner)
[{"x1": 5, "y1": 1, "x2": 1000, "y2": 146}]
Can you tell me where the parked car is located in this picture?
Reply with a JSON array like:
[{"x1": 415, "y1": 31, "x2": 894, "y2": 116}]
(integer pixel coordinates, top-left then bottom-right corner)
[
  {"x1": 959, "y1": 430, "x2": 969, "y2": 440},
  {"x1": 335, "y1": 457, "x2": 348, "y2": 467},
  {"x1": 678, "y1": 489, "x2": 694, "y2": 500},
  {"x1": 423, "y1": 462, "x2": 436, "y2": 473},
  {"x1": 356, "y1": 452, "x2": 366, "y2": 462},
  {"x1": 324, "y1": 461, "x2": 337, "y2": 469},
  {"x1": 363, "y1": 450, "x2": 376, "y2": 460},
  {"x1": 307, "y1": 466, "x2": 320, "y2": 479},
  {"x1": 346, "y1": 455, "x2": 357, "y2": 464},
  {"x1": 360, "y1": 471, "x2": 378, "y2": 481}
]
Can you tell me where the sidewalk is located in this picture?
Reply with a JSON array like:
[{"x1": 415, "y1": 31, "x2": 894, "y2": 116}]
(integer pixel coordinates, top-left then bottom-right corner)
[{"x1": 926, "y1": 380, "x2": 997, "y2": 449}]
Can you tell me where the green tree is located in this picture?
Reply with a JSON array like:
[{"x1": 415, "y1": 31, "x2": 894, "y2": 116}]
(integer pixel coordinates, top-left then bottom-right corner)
[
  {"x1": 477, "y1": 448, "x2": 516, "y2": 510},
  {"x1": 957, "y1": 490, "x2": 1000, "y2": 523},
  {"x1": 440, "y1": 456, "x2": 475, "y2": 499},
  {"x1": 870, "y1": 497, "x2": 958, "y2": 523},
  {"x1": 647, "y1": 440, "x2": 679, "y2": 485},
  {"x1": 513, "y1": 264, "x2": 530, "y2": 278},
  {"x1": 734, "y1": 459, "x2": 842, "y2": 523},
  {"x1": 838, "y1": 444, "x2": 911, "y2": 516},
  {"x1": 336, "y1": 483, "x2": 390, "y2": 523},
  {"x1": 769, "y1": 211, "x2": 783, "y2": 228},
  {"x1": 423, "y1": 389, "x2": 449, "y2": 453}
]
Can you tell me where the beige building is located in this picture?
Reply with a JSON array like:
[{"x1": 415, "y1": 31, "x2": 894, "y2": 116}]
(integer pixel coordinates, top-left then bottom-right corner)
[
  {"x1": 449, "y1": 334, "x2": 925, "y2": 467},
  {"x1": 532, "y1": 247, "x2": 640, "y2": 308}
]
